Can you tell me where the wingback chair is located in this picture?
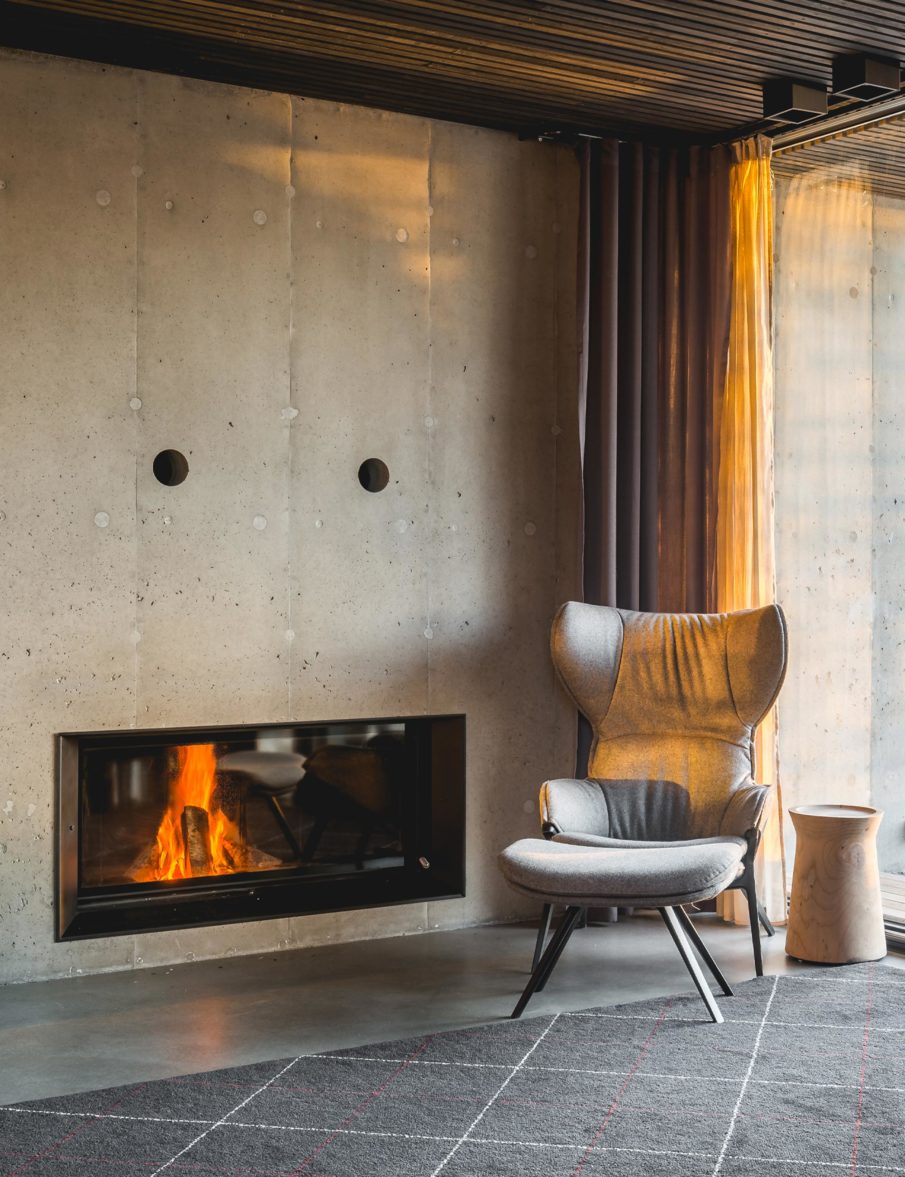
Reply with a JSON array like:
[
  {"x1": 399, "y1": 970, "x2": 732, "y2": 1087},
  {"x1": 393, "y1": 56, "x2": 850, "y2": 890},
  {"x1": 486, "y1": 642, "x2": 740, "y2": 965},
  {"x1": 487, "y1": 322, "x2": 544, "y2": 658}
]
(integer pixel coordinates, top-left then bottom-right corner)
[{"x1": 533, "y1": 601, "x2": 788, "y2": 978}]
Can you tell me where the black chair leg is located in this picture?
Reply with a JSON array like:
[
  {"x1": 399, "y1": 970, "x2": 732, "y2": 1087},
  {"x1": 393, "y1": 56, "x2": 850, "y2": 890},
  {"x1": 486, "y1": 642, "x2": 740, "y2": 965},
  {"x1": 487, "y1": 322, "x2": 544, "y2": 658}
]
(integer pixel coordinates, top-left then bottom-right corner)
[
  {"x1": 536, "y1": 906, "x2": 583, "y2": 992},
  {"x1": 758, "y1": 902, "x2": 776, "y2": 937},
  {"x1": 301, "y1": 814, "x2": 329, "y2": 862},
  {"x1": 511, "y1": 905, "x2": 582, "y2": 1019},
  {"x1": 264, "y1": 794, "x2": 304, "y2": 860},
  {"x1": 659, "y1": 907, "x2": 723, "y2": 1024},
  {"x1": 745, "y1": 881, "x2": 765, "y2": 978},
  {"x1": 531, "y1": 904, "x2": 554, "y2": 972},
  {"x1": 353, "y1": 820, "x2": 375, "y2": 870},
  {"x1": 674, "y1": 906, "x2": 733, "y2": 996}
]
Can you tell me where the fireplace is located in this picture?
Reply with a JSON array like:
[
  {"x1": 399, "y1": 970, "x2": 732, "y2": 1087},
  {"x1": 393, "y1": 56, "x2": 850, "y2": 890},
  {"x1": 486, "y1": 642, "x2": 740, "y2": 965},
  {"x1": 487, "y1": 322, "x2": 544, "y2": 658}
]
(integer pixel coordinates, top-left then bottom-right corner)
[{"x1": 56, "y1": 714, "x2": 465, "y2": 940}]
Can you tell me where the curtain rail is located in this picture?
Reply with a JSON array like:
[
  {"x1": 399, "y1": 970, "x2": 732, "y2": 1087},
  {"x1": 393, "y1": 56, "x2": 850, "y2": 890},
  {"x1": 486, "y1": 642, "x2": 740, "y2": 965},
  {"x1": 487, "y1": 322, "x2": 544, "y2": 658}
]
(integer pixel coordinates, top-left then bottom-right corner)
[{"x1": 771, "y1": 91, "x2": 905, "y2": 154}]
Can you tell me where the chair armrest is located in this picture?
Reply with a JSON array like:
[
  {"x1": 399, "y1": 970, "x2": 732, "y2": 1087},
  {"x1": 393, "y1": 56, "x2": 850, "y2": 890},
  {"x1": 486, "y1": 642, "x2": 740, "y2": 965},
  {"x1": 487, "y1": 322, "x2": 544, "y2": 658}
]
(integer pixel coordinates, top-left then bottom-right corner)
[
  {"x1": 539, "y1": 778, "x2": 609, "y2": 837},
  {"x1": 720, "y1": 783, "x2": 771, "y2": 838}
]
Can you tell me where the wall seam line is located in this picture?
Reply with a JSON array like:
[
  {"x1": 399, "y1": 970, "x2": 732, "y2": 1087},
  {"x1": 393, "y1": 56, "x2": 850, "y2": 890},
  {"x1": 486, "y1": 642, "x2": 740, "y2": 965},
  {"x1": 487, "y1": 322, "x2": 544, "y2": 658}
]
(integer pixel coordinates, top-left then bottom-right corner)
[
  {"x1": 287, "y1": 94, "x2": 295, "y2": 726},
  {"x1": 132, "y1": 74, "x2": 142, "y2": 733},
  {"x1": 130, "y1": 72, "x2": 142, "y2": 973},
  {"x1": 426, "y1": 120, "x2": 434, "y2": 721}
]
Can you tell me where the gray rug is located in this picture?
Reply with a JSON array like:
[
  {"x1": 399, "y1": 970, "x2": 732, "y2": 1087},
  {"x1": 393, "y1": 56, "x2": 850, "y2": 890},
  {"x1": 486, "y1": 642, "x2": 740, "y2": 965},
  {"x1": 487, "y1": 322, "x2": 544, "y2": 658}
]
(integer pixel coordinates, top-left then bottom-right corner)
[{"x1": 1, "y1": 963, "x2": 902, "y2": 1176}]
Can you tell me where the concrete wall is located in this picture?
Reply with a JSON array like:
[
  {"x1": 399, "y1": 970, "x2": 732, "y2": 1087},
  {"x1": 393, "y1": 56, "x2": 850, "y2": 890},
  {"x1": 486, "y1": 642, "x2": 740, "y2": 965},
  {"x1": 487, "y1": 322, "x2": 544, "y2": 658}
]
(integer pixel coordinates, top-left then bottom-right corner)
[
  {"x1": 0, "y1": 49, "x2": 581, "y2": 984},
  {"x1": 774, "y1": 174, "x2": 905, "y2": 873},
  {"x1": 868, "y1": 195, "x2": 905, "y2": 873}
]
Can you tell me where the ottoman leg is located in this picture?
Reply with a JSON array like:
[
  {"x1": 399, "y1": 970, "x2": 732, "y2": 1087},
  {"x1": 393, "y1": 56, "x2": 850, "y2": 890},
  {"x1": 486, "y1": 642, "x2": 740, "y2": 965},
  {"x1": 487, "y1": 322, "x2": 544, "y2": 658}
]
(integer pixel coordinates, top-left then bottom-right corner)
[
  {"x1": 674, "y1": 906, "x2": 733, "y2": 996},
  {"x1": 511, "y1": 905, "x2": 582, "y2": 1019},
  {"x1": 659, "y1": 907, "x2": 723, "y2": 1024},
  {"x1": 745, "y1": 881, "x2": 765, "y2": 978},
  {"x1": 531, "y1": 904, "x2": 554, "y2": 972},
  {"x1": 757, "y1": 903, "x2": 775, "y2": 937}
]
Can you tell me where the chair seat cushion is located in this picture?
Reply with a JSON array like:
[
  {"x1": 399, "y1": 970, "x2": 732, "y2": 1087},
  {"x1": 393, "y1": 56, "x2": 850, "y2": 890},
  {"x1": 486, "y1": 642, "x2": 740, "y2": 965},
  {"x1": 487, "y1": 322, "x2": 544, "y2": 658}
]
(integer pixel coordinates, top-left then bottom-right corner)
[
  {"x1": 498, "y1": 836, "x2": 745, "y2": 907},
  {"x1": 552, "y1": 832, "x2": 747, "y2": 852}
]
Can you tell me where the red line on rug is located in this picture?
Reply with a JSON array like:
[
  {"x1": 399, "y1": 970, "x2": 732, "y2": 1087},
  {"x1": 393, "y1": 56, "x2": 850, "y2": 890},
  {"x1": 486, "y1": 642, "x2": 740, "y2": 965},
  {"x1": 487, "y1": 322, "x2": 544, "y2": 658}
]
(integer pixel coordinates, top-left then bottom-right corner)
[
  {"x1": 849, "y1": 961, "x2": 876, "y2": 1177},
  {"x1": 285, "y1": 1037, "x2": 434, "y2": 1175},
  {"x1": 2, "y1": 1083, "x2": 149, "y2": 1177},
  {"x1": 569, "y1": 999, "x2": 674, "y2": 1177},
  {"x1": 1, "y1": 1149, "x2": 284, "y2": 1176}
]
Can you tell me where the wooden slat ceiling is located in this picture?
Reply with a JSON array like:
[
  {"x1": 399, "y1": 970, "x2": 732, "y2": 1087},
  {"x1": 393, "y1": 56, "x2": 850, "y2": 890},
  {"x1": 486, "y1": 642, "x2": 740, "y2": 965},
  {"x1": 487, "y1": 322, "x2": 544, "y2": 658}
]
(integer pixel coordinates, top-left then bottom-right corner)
[
  {"x1": 4, "y1": 1, "x2": 905, "y2": 141},
  {"x1": 774, "y1": 113, "x2": 905, "y2": 202}
]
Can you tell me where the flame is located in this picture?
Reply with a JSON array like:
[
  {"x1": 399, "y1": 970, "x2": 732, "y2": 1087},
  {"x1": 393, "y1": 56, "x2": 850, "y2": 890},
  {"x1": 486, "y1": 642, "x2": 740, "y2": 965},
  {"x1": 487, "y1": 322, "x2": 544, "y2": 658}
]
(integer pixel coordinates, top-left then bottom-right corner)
[{"x1": 150, "y1": 744, "x2": 238, "y2": 881}]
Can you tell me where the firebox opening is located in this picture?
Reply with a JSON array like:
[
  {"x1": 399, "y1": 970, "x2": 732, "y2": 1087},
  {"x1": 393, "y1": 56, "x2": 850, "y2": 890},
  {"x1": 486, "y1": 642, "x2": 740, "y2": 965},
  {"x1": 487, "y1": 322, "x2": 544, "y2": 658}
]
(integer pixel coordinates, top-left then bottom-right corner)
[{"x1": 57, "y1": 714, "x2": 465, "y2": 939}]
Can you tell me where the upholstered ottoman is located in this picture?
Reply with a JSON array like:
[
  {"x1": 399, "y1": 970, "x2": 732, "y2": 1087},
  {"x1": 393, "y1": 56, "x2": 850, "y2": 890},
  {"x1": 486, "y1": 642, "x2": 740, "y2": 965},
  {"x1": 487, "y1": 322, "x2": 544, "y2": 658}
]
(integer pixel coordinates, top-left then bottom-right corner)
[{"x1": 499, "y1": 836, "x2": 746, "y2": 1022}]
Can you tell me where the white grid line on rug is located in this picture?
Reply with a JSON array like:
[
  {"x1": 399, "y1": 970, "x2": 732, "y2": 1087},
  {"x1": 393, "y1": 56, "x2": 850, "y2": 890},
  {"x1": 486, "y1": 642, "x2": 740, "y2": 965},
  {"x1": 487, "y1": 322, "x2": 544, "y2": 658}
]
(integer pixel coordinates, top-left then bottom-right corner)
[
  {"x1": 268, "y1": 1034, "x2": 436, "y2": 1174},
  {"x1": 7, "y1": 1059, "x2": 905, "y2": 1134},
  {"x1": 5, "y1": 1127, "x2": 905, "y2": 1175},
  {"x1": 7, "y1": 969, "x2": 904, "y2": 1176},
  {"x1": 304, "y1": 1057, "x2": 905, "y2": 1091},
  {"x1": 566, "y1": 1012, "x2": 905, "y2": 1032},
  {"x1": 427, "y1": 1011, "x2": 561, "y2": 1176},
  {"x1": 570, "y1": 996, "x2": 675, "y2": 1176},
  {"x1": 9, "y1": 1087, "x2": 905, "y2": 1124},
  {"x1": 711, "y1": 972, "x2": 779, "y2": 1177},
  {"x1": 146, "y1": 1053, "x2": 306, "y2": 1176},
  {"x1": 0, "y1": 1109, "x2": 214, "y2": 1126},
  {"x1": 739, "y1": 972, "x2": 905, "y2": 987},
  {"x1": 849, "y1": 963, "x2": 877, "y2": 1175},
  {"x1": 6, "y1": 1076, "x2": 905, "y2": 1132}
]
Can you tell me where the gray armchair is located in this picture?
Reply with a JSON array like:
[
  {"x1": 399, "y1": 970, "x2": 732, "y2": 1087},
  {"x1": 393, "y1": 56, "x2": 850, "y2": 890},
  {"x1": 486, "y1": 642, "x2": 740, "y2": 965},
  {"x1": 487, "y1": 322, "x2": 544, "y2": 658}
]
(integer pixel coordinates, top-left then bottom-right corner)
[{"x1": 533, "y1": 600, "x2": 788, "y2": 977}]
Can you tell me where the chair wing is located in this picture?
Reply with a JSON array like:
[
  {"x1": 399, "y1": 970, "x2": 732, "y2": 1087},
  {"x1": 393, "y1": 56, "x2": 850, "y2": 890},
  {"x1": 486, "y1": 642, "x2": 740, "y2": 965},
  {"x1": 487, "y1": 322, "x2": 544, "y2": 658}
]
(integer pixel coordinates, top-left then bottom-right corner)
[{"x1": 550, "y1": 601, "x2": 787, "y2": 838}]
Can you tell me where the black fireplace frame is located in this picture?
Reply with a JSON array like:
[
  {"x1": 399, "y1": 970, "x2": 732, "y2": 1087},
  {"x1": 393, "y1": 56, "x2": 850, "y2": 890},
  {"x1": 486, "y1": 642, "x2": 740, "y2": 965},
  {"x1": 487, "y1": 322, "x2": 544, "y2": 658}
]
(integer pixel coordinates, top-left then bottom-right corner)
[{"x1": 56, "y1": 714, "x2": 465, "y2": 940}]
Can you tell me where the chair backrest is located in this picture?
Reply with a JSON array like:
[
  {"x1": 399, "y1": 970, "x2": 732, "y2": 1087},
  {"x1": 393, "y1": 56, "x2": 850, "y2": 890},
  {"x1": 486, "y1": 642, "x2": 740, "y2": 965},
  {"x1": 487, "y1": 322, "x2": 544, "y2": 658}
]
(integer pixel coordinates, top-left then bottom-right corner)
[{"x1": 551, "y1": 603, "x2": 788, "y2": 838}]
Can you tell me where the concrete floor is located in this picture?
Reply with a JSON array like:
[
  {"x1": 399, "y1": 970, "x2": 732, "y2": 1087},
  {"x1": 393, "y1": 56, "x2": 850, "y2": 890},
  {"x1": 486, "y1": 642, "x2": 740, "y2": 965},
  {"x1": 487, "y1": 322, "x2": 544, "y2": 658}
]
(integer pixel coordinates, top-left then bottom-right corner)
[{"x1": 1, "y1": 915, "x2": 902, "y2": 1106}]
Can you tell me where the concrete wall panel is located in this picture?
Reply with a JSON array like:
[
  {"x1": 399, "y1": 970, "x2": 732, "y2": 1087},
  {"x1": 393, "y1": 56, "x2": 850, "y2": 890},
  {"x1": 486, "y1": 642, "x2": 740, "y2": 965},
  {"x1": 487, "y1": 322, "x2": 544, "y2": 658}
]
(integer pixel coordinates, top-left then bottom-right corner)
[
  {"x1": 774, "y1": 176, "x2": 875, "y2": 865},
  {"x1": 288, "y1": 101, "x2": 431, "y2": 725},
  {"x1": 0, "y1": 49, "x2": 580, "y2": 983},
  {"x1": 870, "y1": 196, "x2": 905, "y2": 872},
  {"x1": 134, "y1": 75, "x2": 292, "y2": 729},
  {"x1": 0, "y1": 57, "x2": 139, "y2": 982},
  {"x1": 425, "y1": 124, "x2": 580, "y2": 926}
]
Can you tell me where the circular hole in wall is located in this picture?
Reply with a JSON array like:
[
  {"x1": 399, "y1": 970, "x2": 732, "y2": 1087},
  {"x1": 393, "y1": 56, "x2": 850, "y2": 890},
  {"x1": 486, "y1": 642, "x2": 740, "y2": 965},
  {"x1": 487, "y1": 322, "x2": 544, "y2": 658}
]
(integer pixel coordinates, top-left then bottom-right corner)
[
  {"x1": 153, "y1": 449, "x2": 190, "y2": 487},
  {"x1": 358, "y1": 458, "x2": 390, "y2": 493}
]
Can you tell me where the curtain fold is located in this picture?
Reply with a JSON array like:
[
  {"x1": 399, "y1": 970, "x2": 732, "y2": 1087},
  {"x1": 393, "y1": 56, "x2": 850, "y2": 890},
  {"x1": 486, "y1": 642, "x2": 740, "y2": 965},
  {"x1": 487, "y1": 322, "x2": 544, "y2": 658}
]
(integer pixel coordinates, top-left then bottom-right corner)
[
  {"x1": 578, "y1": 134, "x2": 786, "y2": 924},
  {"x1": 579, "y1": 138, "x2": 732, "y2": 621},
  {"x1": 578, "y1": 137, "x2": 732, "y2": 775},
  {"x1": 580, "y1": 140, "x2": 660, "y2": 616},
  {"x1": 659, "y1": 146, "x2": 733, "y2": 612},
  {"x1": 714, "y1": 135, "x2": 787, "y2": 926},
  {"x1": 577, "y1": 140, "x2": 660, "y2": 774}
]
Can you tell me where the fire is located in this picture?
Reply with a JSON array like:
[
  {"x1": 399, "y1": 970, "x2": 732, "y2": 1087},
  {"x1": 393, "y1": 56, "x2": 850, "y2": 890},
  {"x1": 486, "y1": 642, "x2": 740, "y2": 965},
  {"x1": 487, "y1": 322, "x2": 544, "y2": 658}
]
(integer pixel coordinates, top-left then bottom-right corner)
[{"x1": 149, "y1": 743, "x2": 239, "y2": 881}]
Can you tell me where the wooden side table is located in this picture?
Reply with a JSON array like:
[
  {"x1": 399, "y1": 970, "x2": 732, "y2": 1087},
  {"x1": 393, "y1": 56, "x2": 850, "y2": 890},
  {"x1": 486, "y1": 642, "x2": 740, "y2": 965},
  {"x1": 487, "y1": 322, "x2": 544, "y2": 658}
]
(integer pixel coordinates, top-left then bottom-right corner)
[{"x1": 786, "y1": 804, "x2": 886, "y2": 964}]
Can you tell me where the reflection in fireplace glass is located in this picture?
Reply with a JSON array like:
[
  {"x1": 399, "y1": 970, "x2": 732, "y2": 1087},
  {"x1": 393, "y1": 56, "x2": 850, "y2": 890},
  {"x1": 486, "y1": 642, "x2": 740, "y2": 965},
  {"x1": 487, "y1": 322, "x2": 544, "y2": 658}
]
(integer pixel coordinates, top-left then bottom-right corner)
[{"x1": 80, "y1": 723, "x2": 407, "y2": 888}]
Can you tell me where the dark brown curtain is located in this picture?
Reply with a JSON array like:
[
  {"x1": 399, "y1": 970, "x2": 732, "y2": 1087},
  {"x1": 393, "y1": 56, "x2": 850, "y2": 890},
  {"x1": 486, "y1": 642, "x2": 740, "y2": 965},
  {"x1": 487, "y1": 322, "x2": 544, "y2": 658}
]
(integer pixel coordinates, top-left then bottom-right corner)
[
  {"x1": 577, "y1": 138, "x2": 732, "y2": 772},
  {"x1": 579, "y1": 138, "x2": 732, "y2": 614}
]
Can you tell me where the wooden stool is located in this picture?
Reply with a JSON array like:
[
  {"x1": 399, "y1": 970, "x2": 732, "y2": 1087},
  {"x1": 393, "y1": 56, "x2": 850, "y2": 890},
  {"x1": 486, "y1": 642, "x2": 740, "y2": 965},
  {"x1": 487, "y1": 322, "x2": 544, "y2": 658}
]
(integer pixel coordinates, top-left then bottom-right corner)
[{"x1": 786, "y1": 804, "x2": 886, "y2": 965}]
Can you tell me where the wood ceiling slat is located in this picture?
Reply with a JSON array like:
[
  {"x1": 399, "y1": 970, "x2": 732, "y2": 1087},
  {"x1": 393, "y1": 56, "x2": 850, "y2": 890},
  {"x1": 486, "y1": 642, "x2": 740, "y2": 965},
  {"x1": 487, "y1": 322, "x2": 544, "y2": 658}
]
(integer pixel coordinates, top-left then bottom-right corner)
[
  {"x1": 18, "y1": 0, "x2": 867, "y2": 77},
  {"x1": 5, "y1": 0, "x2": 905, "y2": 139},
  {"x1": 0, "y1": 5, "x2": 732, "y2": 133},
  {"x1": 14, "y1": 5, "x2": 692, "y2": 100},
  {"x1": 0, "y1": 11, "x2": 670, "y2": 137},
  {"x1": 2, "y1": 0, "x2": 758, "y2": 96}
]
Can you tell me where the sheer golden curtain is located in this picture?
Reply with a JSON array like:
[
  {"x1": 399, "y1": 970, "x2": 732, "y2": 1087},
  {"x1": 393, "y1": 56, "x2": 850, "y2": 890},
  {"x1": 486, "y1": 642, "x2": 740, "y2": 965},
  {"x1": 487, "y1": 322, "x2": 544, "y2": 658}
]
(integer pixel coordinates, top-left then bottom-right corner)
[{"x1": 716, "y1": 136, "x2": 787, "y2": 925}]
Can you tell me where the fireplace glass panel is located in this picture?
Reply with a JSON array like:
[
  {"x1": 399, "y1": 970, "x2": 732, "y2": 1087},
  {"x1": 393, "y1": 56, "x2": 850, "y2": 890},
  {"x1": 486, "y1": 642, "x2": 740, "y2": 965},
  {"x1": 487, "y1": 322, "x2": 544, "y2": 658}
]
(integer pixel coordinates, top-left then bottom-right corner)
[
  {"x1": 79, "y1": 722, "x2": 407, "y2": 890},
  {"x1": 59, "y1": 714, "x2": 464, "y2": 939}
]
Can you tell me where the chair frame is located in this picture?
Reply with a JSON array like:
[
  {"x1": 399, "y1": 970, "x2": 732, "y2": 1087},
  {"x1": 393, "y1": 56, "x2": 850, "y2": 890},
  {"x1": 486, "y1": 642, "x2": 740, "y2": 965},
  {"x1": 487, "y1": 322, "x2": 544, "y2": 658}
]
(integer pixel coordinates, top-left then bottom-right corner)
[
  {"x1": 515, "y1": 901, "x2": 733, "y2": 1023},
  {"x1": 530, "y1": 825, "x2": 775, "y2": 976}
]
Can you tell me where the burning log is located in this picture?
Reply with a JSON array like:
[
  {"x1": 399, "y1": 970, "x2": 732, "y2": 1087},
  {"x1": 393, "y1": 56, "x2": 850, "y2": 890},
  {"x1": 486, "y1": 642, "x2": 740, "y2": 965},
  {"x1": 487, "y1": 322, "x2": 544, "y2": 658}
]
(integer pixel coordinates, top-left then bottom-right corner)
[
  {"x1": 126, "y1": 743, "x2": 286, "y2": 883},
  {"x1": 181, "y1": 805, "x2": 214, "y2": 875},
  {"x1": 227, "y1": 843, "x2": 282, "y2": 870}
]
